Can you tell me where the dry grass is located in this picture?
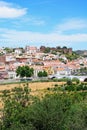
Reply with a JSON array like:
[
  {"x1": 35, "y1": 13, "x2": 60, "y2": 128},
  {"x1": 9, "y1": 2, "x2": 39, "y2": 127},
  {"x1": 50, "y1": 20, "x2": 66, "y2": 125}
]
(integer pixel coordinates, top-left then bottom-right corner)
[
  {"x1": 0, "y1": 82, "x2": 65, "y2": 91},
  {"x1": 0, "y1": 82, "x2": 65, "y2": 108}
]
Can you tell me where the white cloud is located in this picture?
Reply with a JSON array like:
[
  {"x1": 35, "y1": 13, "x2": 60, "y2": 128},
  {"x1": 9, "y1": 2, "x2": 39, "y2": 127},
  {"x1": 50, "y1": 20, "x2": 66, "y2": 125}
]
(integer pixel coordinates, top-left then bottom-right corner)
[
  {"x1": 12, "y1": 17, "x2": 45, "y2": 27},
  {"x1": 0, "y1": 1, "x2": 45, "y2": 26},
  {"x1": 0, "y1": 1, "x2": 27, "y2": 18},
  {"x1": 55, "y1": 18, "x2": 87, "y2": 33},
  {"x1": 1, "y1": 29, "x2": 87, "y2": 47},
  {"x1": 0, "y1": 1, "x2": 10, "y2": 6},
  {"x1": 1, "y1": 18, "x2": 87, "y2": 48}
]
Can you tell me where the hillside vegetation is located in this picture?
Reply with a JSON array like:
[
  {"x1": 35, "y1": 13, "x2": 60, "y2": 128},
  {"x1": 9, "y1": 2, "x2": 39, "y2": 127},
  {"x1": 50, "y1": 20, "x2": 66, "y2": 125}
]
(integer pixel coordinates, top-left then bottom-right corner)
[{"x1": 0, "y1": 80, "x2": 87, "y2": 130}]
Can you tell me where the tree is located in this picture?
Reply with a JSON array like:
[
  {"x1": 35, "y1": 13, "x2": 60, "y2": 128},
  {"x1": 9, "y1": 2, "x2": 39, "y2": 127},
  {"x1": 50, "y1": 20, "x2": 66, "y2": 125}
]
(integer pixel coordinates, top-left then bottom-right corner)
[
  {"x1": 44, "y1": 47, "x2": 50, "y2": 53},
  {"x1": 1, "y1": 83, "x2": 35, "y2": 130},
  {"x1": 62, "y1": 46, "x2": 67, "y2": 49},
  {"x1": 67, "y1": 79, "x2": 72, "y2": 85},
  {"x1": 72, "y1": 77, "x2": 80, "y2": 84},
  {"x1": 4, "y1": 47, "x2": 13, "y2": 53},
  {"x1": 1, "y1": 86, "x2": 87, "y2": 130},
  {"x1": 16, "y1": 66, "x2": 34, "y2": 78},
  {"x1": 38, "y1": 70, "x2": 48, "y2": 77},
  {"x1": 38, "y1": 71, "x2": 43, "y2": 77},
  {"x1": 65, "y1": 52, "x2": 79, "y2": 61},
  {"x1": 64, "y1": 103, "x2": 87, "y2": 130},
  {"x1": 56, "y1": 46, "x2": 61, "y2": 50},
  {"x1": 16, "y1": 66, "x2": 25, "y2": 77},
  {"x1": 43, "y1": 70, "x2": 48, "y2": 77}
]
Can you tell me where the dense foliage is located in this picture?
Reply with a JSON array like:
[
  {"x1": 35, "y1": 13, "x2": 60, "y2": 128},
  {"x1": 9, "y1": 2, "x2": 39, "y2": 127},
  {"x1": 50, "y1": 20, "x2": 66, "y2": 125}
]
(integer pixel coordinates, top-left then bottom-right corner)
[
  {"x1": 38, "y1": 70, "x2": 48, "y2": 77},
  {"x1": 65, "y1": 52, "x2": 79, "y2": 61},
  {"x1": 16, "y1": 66, "x2": 34, "y2": 78},
  {"x1": 0, "y1": 83, "x2": 87, "y2": 130}
]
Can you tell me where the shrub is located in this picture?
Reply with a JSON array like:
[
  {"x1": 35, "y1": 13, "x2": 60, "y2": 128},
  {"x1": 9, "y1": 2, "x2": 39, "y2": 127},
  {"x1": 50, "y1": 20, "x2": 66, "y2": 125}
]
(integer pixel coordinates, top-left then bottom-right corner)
[
  {"x1": 72, "y1": 77, "x2": 80, "y2": 84},
  {"x1": 54, "y1": 84, "x2": 58, "y2": 87},
  {"x1": 67, "y1": 79, "x2": 72, "y2": 85},
  {"x1": 65, "y1": 84, "x2": 75, "y2": 91}
]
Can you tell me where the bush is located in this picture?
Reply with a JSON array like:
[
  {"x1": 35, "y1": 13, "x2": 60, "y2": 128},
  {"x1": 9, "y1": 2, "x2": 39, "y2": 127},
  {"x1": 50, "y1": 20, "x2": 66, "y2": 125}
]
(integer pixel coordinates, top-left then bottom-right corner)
[
  {"x1": 47, "y1": 87, "x2": 51, "y2": 90},
  {"x1": 54, "y1": 84, "x2": 58, "y2": 87},
  {"x1": 72, "y1": 77, "x2": 80, "y2": 84},
  {"x1": 1, "y1": 85, "x2": 87, "y2": 130},
  {"x1": 38, "y1": 71, "x2": 48, "y2": 77},
  {"x1": 67, "y1": 79, "x2": 72, "y2": 85},
  {"x1": 65, "y1": 84, "x2": 76, "y2": 91},
  {"x1": 76, "y1": 83, "x2": 87, "y2": 91}
]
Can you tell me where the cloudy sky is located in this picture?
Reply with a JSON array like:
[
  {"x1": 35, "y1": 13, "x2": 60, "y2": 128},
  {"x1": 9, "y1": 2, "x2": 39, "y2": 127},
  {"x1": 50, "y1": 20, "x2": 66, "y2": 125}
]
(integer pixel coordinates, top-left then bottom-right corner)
[{"x1": 0, "y1": 0, "x2": 87, "y2": 50}]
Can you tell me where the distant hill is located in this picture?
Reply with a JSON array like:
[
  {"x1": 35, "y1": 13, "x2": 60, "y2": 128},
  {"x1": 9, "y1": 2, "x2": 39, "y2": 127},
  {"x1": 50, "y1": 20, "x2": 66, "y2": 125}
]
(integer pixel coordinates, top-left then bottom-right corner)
[{"x1": 75, "y1": 50, "x2": 87, "y2": 56}]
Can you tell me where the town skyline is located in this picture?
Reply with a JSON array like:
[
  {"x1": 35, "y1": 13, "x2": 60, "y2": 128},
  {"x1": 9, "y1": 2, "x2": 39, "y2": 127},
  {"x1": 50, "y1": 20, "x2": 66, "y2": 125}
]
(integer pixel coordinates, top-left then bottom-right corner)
[
  {"x1": 0, "y1": 0, "x2": 87, "y2": 50},
  {"x1": 0, "y1": 43, "x2": 87, "y2": 81},
  {"x1": 0, "y1": 45, "x2": 87, "y2": 51}
]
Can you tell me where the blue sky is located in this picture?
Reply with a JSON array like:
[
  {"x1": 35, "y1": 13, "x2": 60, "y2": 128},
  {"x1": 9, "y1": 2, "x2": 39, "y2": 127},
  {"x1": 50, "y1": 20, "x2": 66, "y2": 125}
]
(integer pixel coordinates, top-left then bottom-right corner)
[{"x1": 0, "y1": 0, "x2": 87, "y2": 50}]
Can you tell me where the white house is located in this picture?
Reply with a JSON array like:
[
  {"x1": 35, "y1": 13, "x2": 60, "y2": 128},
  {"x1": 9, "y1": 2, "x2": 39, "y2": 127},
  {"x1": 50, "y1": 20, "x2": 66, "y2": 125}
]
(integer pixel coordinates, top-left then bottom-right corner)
[
  {"x1": 26, "y1": 46, "x2": 38, "y2": 54},
  {"x1": 14, "y1": 48, "x2": 22, "y2": 55}
]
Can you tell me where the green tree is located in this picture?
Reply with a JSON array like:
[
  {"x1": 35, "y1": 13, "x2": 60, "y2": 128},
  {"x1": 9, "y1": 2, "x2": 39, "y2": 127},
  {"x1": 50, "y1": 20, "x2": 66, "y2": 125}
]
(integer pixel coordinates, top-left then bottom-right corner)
[
  {"x1": 1, "y1": 84, "x2": 87, "y2": 130},
  {"x1": 67, "y1": 79, "x2": 72, "y2": 85},
  {"x1": 4, "y1": 47, "x2": 13, "y2": 53},
  {"x1": 38, "y1": 71, "x2": 43, "y2": 77},
  {"x1": 64, "y1": 103, "x2": 87, "y2": 130},
  {"x1": 1, "y1": 84, "x2": 35, "y2": 130},
  {"x1": 65, "y1": 52, "x2": 79, "y2": 61},
  {"x1": 44, "y1": 47, "x2": 50, "y2": 53},
  {"x1": 62, "y1": 46, "x2": 67, "y2": 49},
  {"x1": 38, "y1": 70, "x2": 48, "y2": 77},
  {"x1": 16, "y1": 66, "x2": 34, "y2": 78},
  {"x1": 43, "y1": 70, "x2": 48, "y2": 77},
  {"x1": 72, "y1": 77, "x2": 80, "y2": 84}
]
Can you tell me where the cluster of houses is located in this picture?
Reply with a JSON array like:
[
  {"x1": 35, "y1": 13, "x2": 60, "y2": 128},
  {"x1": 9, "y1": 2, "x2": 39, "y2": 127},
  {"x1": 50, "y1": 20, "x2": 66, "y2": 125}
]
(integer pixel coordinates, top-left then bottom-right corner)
[{"x1": 0, "y1": 46, "x2": 87, "y2": 80}]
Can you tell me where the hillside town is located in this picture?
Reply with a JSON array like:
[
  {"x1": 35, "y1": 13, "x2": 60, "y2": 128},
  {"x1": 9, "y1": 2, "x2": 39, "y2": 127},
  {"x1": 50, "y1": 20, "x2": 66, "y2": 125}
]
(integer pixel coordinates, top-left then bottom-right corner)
[{"x1": 0, "y1": 46, "x2": 87, "y2": 81}]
